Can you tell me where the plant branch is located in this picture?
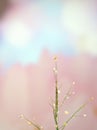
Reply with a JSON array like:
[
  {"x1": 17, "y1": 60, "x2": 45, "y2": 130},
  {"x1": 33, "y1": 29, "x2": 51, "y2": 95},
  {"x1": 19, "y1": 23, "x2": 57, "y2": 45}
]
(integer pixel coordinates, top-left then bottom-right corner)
[
  {"x1": 60, "y1": 103, "x2": 87, "y2": 130},
  {"x1": 20, "y1": 115, "x2": 41, "y2": 130}
]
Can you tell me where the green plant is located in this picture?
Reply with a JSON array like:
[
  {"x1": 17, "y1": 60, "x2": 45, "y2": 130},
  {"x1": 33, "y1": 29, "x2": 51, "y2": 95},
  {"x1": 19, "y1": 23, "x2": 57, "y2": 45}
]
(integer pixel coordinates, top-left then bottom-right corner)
[{"x1": 19, "y1": 57, "x2": 94, "y2": 130}]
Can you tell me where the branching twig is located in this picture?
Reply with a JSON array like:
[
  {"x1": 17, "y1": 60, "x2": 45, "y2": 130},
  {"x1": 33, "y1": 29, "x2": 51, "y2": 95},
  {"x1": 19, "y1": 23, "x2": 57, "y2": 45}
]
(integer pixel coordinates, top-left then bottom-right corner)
[
  {"x1": 19, "y1": 56, "x2": 92, "y2": 130},
  {"x1": 60, "y1": 85, "x2": 73, "y2": 107},
  {"x1": 20, "y1": 114, "x2": 42, "y2": 130},
  {"x1": 53, "y1": 57, "x2": 59, "y2": 130},
  {"x1": 60, "y1": 102, "x2": 87, "y2": 130}
]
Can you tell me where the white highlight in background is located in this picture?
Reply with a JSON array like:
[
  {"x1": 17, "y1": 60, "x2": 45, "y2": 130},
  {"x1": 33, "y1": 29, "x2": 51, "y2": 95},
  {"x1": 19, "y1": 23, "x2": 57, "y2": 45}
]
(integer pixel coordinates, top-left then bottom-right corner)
[{"x1": 4, "y1": 20, "x2": 32, "y2": 48}]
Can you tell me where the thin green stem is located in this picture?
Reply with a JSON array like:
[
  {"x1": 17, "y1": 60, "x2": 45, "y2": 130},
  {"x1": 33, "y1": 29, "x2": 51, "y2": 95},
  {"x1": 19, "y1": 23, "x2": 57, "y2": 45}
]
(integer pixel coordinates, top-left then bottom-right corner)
[
  {"x1": 60, "y1": 86, "x2": 72, "y2": 107},
  {"x1": 20, "y1": 115, "x2": 41, "y2": 130},
  {"x1": 60, "y1": 103, "x2": 87, "y2": 130},
  {"x1": 53, "y1": 57, "x2": 59, "y2": 130}
]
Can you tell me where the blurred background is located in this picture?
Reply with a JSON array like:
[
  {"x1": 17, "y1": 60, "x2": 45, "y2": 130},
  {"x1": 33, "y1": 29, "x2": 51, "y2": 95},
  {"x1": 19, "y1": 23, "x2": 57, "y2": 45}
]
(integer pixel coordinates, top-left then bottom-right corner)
[{"x1": 0, "y1": 0, "x2": 97, "y2": 130}]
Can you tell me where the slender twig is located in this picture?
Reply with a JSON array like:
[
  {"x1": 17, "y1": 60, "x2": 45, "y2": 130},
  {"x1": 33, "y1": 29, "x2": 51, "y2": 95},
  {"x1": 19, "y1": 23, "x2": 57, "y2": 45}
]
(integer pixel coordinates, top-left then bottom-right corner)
[
  {"x1": 20, "y1": 115, "x2": 41, "y2": 130},
  {"x1": 53, "y1": 57, "x2": 59, "y2": 130},
  {"x1": 60, "y1": 102, "x2": 87, "y2": 130},
  {"x1": 60, "y1": 85, "x2": 73, "y2": 107}
]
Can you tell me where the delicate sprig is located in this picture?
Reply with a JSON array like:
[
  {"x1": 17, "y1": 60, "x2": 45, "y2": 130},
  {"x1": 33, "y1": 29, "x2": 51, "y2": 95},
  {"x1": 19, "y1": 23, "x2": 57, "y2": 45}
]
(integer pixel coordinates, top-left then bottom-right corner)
[
  {"x1": 19, "y1": 56, "x2": 93, "y2": 130},
  {"x1": 60, "y1": 83, "x2": 74, "y2": 108},
  {"x1": 60, "y1": 102, "x2": 87, "y2": 130},
  {"x1": 19, "y1": 114, "x2": 42, "y2": 130},
  {"x1": 53, "y1": 57, "x2": 59, "y2": 130},
  {"x1": 52, "y1": 56, "x2": 88, "y2": 130}
]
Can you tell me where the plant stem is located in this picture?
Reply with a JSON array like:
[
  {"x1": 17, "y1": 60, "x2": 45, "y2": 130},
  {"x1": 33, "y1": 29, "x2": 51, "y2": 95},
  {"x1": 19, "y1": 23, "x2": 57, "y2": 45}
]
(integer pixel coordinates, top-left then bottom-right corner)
[
  {"x1": 60, "y1": 103, "x2": 87, "y2": 130},
  {"x1": 53, "y1": 57, "x2": 59, "y2": 130}
]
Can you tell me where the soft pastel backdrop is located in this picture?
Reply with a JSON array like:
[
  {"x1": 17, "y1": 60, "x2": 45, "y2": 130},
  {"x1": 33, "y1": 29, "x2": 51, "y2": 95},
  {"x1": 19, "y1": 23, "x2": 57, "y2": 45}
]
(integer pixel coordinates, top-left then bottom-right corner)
[{"x1": 0, "y1": 0, "x2": 97, "y2": 130}]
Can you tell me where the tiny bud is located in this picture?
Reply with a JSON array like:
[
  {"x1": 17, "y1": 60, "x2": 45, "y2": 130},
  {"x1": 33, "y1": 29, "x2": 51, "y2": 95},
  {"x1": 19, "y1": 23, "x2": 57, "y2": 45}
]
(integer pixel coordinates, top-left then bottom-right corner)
[
  {"x1": 53, "y1": 56, "x2": 57, "y2": 61},
  {"x1": 53, "y1": 103, "x2": 55, "y2": 107},
  {"x1": 83, "y1": 114, "x2": 87, "y2": 117},
  {"x1": 58, "y1": 90, "x2": 61, "y2": 94},
  {"x1": 57, "y1": 111, "x2": 59, "y2": 114},
  {"x1": 27, "y1": 121, "x2": 32, "y2": 125},
  {"x1": 64, "y1": 122, "x2": 67, "y2": 127},
  {"x1": 19, "y1": 114, "x2": 24, "y2": 119},
  {"x1": 53, "y1": 67, "x2": 58, "y2": 73},
  {"x1": 64, "y1": 110, "x2": 69, "y2": 115},
  {"x1": 55, "y1": 125, "x2": 58, "y2": 128}
]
